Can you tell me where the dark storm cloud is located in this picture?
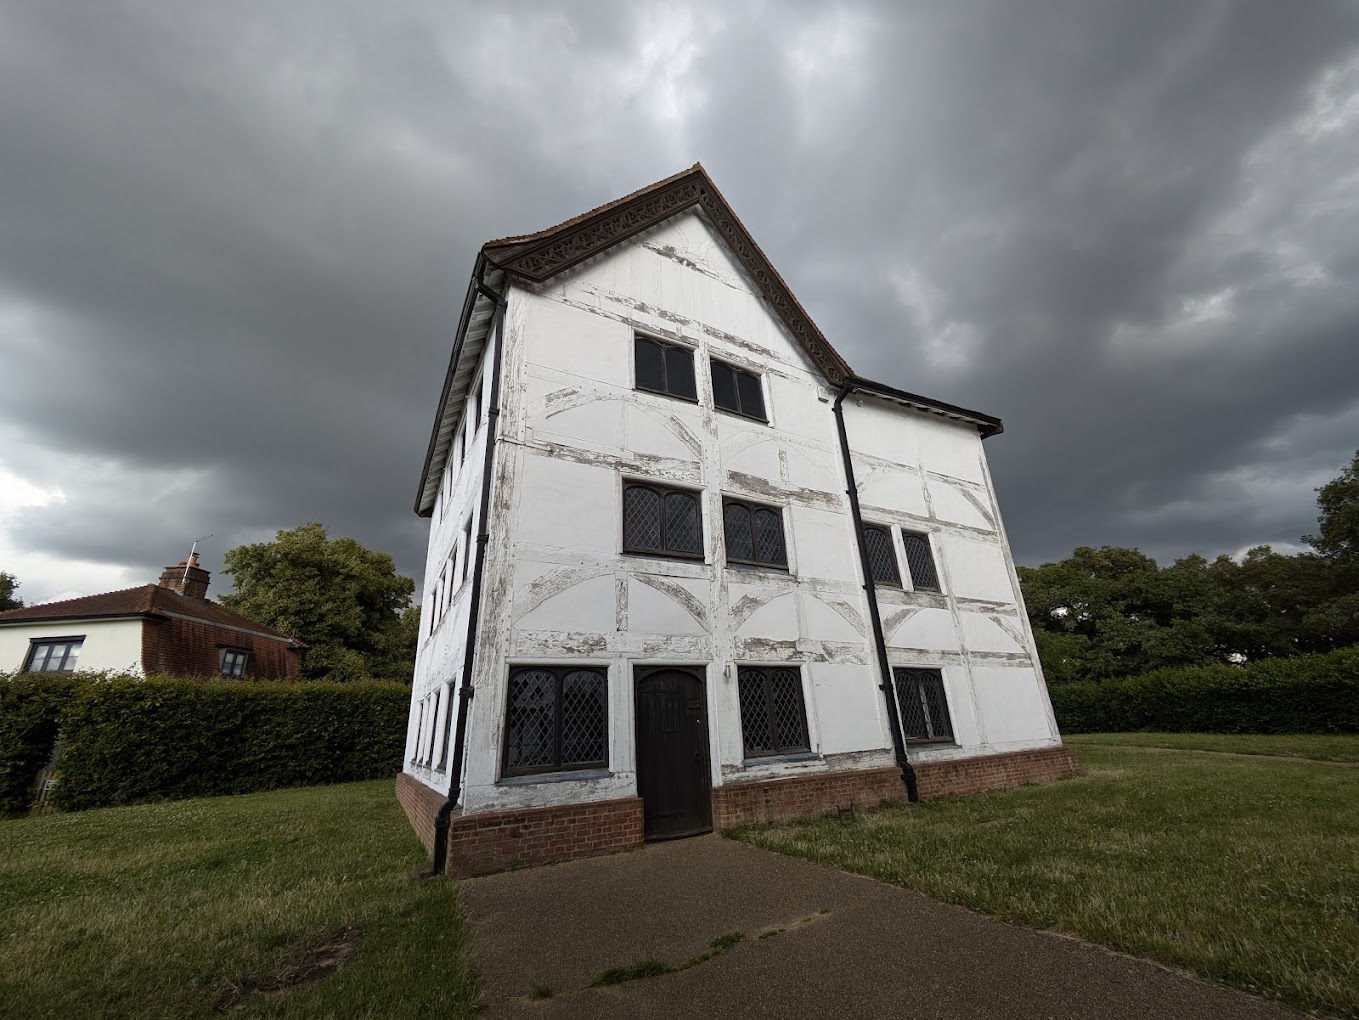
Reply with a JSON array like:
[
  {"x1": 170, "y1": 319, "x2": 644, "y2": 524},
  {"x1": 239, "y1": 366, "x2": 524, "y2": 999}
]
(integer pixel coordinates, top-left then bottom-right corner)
[{"x1": 2, "y1": 0, "x2": 1358, "y2": 603}]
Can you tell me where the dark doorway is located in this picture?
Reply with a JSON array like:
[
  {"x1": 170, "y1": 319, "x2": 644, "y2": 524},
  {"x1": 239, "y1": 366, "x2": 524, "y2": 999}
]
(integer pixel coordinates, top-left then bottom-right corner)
[{"x1": 634, "y1": 666, "x2": 712, "y2": 840}]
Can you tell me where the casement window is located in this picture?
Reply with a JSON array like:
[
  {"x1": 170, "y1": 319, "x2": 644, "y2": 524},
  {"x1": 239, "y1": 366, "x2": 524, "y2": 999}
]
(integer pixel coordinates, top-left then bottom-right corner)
[
  {"x1": 722, "y1": 498, "x2": 787, "y2": 569},
  {"x1": 467, "y1": 379, "x2": 482, "y2": 436},
  {"x1": 411, "y1": 699, "x2": 426, "y2": 763},
  {"x1": 862, "y1": 525, "x2": 901, "y2": 585},
  {"x1": 461, "y1": 520, "x2": 474, "y2": 585},
  {"x1": 893, "y1": 668, "x2": 953, "y2": 743},
  {"x1": 502, "y1": 665, "x2": 608, "y2": 776},
  {"x1": 634, "y1": 335, "x2": 697, "y2": 401},
  {"x1": 435, "y1": 681, "x2": 454, "y2": 771},
  {"x1": 901, "y1": 531, "x2": 940, "y2": 591},
  {"x1": 622, "y1": 482, "x2": 703, "y2": 559},
  {"x1": 423, "y1": 689, "x2": 441, "y2": 767},
  {"x1": 737, "y1": 667, "x2": 810, "y2": 758},
  {"x1": 219, "y1": 647, "x2": 249, "y2": 678},
  {"x1": 24, "y1": 637, "x2": 83, "y2": 673},
  {"x1": 709, "y1": 359, "x2": 767, "y2": 421}
]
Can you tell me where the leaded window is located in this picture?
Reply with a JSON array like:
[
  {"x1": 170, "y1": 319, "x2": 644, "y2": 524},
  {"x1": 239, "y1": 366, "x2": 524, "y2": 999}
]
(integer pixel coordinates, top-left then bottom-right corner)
[
  {"x1": 737, "y1": 667, "x2": 810, "y2": 757},
  {"x1": 723, "y1": 499, "x2": 787, "y2": 569},
  {"x1": 710, "y1": 360, "x2": 767, "y2": 421},
  {"x1": 502, "y1": 666, "x2": 608, "y2": 776},
  {"x1": 635, "y1": 336, "x2": 697, "y2": 401},
  {"x1": 219, "y1": 647, "x2": 248, "y2": 678},
  {"x1": 902, "y1": 531, "x2": 940, "y2": 591},
  {"x1": 893, "y1": 668, "x2": 953, "y2": 743},
  {"x1": 862, "y1": 525, "x2": 900, "y2": 585},
  {"x1": 623, "y1": 483, "x2": 704, "y2": 559},
  {"x1": 24, "y1": 637, "x2": 83, "y2": 673}
]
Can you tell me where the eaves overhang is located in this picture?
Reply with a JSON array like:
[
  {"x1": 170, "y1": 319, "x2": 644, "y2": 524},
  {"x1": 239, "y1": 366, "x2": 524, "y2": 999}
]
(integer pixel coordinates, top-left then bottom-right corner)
[{"x1": 846, "y1": 376, "x2": 1004, "y2": 438}]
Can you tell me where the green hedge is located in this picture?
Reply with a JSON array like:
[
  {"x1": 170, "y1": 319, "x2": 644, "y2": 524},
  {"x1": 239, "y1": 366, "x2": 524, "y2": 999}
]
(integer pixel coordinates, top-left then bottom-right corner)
[
  {"x1": 1050, "y1": 646, "x2": 1359, "y2": 734},
  {"x1": 0, "y1": 674, "x2": 410, "y2": 814},
  {"x1": 0, "y1": 674, "x2": 81, "y2": 816}
]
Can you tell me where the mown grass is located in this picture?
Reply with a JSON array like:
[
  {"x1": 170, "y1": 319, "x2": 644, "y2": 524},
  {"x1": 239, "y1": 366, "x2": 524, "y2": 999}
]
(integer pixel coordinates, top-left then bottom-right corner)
[
  {"x1": 1067, "y1": 731, "x2": 1359, "y2": 762},
  {"x1": 0, "y1": 779, "x2": 477, "y2": 1019},
  {"x1": 735, "y1": 744, "x2": 1359, "y2": 1019}
]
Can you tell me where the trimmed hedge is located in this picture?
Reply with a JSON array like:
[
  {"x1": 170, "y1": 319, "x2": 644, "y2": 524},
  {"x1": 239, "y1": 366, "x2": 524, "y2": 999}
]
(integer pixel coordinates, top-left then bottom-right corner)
[
  {"x1": 0, "y1": 673, "x2": 410, "y2": 813},
  {"x1": 1051, "y1": 646, "x2": 1359, "y2": 734},
  {"x1": 0, "y1": 673, "x2": 81, "y2": 816}
]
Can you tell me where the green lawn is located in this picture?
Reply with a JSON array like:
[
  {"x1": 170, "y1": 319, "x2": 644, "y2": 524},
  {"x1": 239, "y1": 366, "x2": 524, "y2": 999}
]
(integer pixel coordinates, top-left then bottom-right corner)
[
  {"x1": 735, "y1": 742, "x2": 1359, "y2": 1019},
  {"x1": 0, "y1": 780, "x2": 477, "y2": 1020},
  {"x1": 1067, "y1": 731, "x2": 1359, "y2": 762}
]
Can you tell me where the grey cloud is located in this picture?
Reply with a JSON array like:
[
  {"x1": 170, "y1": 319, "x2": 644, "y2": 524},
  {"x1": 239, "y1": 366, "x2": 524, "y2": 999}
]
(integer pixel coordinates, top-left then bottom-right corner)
[{"x1": 2, "y1": 0, "x2": 1358, "y2": 604}]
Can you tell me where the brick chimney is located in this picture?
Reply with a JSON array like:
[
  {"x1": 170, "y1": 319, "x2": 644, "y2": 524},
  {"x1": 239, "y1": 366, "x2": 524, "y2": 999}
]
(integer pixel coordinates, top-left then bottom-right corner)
[{"x1": 158, "y1": 553, "x2": 210, "y2": 599}]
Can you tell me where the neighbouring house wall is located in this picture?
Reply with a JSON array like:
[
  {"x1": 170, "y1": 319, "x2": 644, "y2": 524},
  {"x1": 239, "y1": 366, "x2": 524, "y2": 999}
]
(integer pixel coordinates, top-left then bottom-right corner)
[
  {"x1": 140, "y1": 615, "x2": 300, "y2": 679},
  {"x1": 0, "y1": 618, "x2": 145, "y2": 674}
]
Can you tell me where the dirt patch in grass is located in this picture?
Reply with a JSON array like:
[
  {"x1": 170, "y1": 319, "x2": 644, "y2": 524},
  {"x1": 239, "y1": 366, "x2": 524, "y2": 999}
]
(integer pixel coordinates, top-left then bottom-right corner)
[{"x1": 214, "y1": 926, "x2": 365, "y2": 1010}]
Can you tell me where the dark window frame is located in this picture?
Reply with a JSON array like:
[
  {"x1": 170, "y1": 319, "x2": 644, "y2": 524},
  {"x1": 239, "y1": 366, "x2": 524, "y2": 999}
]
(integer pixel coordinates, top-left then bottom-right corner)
[
  {"x1": 218, "y1": 646, "x2": 249, "y2": 678},
  {"x1": 709, "y1": 358, "x2": 768, "y2": 422},
  {"x1": 501, "y1": 665, "x2": 609, "y2": 778},
  {"x1": 634, "y1": 334, "x2": 699, "y2": 403},
  {"x1": 721, "y1": 497, "x2": 788, "y2": 570},
  {"x1": 622, "y1": 481, "x2": 706, "y2": 561},
  {"x1": 901, "y1": 530, "x2": 941, "y2": 592},
  {"x1": 862, "y1": 524, "x2": 901, "y2": 586},
  {"x1": 893, "y1": 667, "x2": 954, "y2": 744},
  {"x1": 23, "y1": 636, "x2": 84, "y2": 673},
  {"x1": 736, "y1": 666, "x2": 811, "y2": 758}
]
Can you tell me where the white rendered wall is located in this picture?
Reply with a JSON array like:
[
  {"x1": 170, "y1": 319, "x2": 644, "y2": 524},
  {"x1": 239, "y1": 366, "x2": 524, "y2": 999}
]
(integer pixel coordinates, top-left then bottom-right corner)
[
  {"x1": 413, "y1": 208, "x2": 1060, "y2": 816},
  {"x1": 0, "y1": 618, "x2": 145, "y2": 675}
]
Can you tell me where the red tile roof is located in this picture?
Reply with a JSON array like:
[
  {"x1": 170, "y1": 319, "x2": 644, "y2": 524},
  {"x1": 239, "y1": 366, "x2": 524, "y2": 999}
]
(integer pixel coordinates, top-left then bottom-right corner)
[{"x1": 0, "y1": 585, "x2": 303, "y2": 644}]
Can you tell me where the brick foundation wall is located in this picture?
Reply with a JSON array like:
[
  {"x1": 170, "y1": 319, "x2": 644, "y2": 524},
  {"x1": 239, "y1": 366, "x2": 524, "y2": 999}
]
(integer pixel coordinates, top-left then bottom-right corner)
[
  {"x1": 396, "y1": 772, "x2": 447, "y2": 857},
  {"x1": 914, "y1": 745, "x2": 1079, "y2": 800},
  {"x1": 712, "y1": 766, "x2": 906, "y2": 828},
  {"x1": 444, "y1": 797, "x2": 645, "y2": 878}
]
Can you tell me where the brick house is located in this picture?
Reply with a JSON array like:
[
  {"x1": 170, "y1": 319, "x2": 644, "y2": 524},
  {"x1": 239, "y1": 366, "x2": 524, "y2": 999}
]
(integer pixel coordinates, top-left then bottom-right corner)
[
  {"x1": 0, "y1": 554, "x2": 304, "y2": 679},
  {"x1": 399, "y1": 165, "x2": 1076, "y2": 877}
]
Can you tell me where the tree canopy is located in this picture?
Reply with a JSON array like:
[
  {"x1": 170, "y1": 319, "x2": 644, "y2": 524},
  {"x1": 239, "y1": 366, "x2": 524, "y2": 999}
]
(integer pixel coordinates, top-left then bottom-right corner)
[
  {"x1": 1020, "y1": 452, "x2": 1359, "y2": 683},
  {"x1": 220, "y1": 523, "x2": 417, "y2": 681},
  {"x1": 0, "y1": 572, "x2": 22, "y2": 612}
]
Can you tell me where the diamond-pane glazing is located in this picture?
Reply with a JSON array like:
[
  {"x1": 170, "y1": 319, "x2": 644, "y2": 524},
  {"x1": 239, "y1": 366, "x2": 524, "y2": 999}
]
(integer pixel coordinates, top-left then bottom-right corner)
[
  {"x1": 624, "y1": 486, "x2": 662, "y2": 551},
  {"x1": 753, "y1": 509, "x2": 786, "y2": 566},
  {"x1": 560, "y1": 670, "x2": 607, "y2": 765},
  {"x1": 724, "y1": 503, "x2": 754, "y2": 560},
  {"x1": 664, "y1": 492, "x2": 700, "y2": 554},
  {"x1": 864, "y1": 527, "x2": 899, "y2": 584},
  {"x1": 902, "y1": 533, "x2": 939, "y2": 591},
  {"x1": 893, "y1": 668, "x2": 952, "y2": 742},
  {"x1": 505, "y1": 669, "x2": 555, "y2": 769},
  {"x1": 770, "y1": 669, "x2": 808, "y2": 749},
  {"x1": 737, "y1": 669, "x2": 773, "y2": 755}
]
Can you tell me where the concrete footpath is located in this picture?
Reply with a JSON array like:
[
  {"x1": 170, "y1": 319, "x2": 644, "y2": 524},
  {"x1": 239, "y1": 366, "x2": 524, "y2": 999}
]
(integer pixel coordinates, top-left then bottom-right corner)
[{"x1": 458, "y1": 835, "x2": 1302, "y2": 1019}]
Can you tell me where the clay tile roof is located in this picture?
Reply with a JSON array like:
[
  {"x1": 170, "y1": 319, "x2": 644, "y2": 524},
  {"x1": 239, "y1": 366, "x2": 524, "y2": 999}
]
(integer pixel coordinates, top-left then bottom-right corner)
[{"x1": 0, "y1": 585, "x2": 303, "y2": 644}]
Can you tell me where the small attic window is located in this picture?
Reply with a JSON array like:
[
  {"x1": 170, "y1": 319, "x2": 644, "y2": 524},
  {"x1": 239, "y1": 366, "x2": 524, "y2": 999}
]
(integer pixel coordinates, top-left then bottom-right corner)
[
  {"x1": 710, "y1": 359, "x2": 766, "y2": 421},
  {"x1": 219, "y1": 647, "x2": 249, "y2": 678},
  {"x1": 635, "y1": 336, "x2": 697, "y2": 402}
]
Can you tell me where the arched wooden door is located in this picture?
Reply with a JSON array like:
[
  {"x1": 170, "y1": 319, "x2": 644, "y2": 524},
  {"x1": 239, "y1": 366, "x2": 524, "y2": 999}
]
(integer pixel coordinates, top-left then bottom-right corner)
[{"x1": 634, "y1": 667, "x2": 712, "y2": 840}]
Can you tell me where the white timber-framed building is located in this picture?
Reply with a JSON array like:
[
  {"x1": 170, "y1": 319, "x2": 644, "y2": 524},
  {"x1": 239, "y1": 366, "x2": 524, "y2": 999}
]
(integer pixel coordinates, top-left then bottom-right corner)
[{"x1": 396, "y1": 165, "x2": 1075, "y2": 877}]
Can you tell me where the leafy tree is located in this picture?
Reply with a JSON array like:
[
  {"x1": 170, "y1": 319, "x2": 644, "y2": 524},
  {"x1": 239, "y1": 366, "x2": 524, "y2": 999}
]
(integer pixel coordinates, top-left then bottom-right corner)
[
  {"x1": 1305, "y1": 450, "x2": 1359, "y2": 566},
  {"x1": 0, "y1": 572, "x2": 22, "y2": 611},
  {"x1": 221, "y1": 523, "x2": 416, "y2": 681}
]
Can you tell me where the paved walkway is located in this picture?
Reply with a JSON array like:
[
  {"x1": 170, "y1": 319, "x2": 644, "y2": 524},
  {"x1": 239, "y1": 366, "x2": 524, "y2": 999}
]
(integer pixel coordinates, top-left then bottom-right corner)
[{"x1": 459, "y1": 835, "x2": 1302, "y2": 1019}]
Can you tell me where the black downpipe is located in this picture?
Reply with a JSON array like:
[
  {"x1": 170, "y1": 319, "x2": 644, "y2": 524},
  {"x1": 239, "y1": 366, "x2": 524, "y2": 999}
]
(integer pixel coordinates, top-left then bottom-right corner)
[
  {"x1": 832, "y1": 382, "x2": 919, "y2": 802},
  {"x1": 429, "y1": 280, "x2": 508, "y2": 876}
]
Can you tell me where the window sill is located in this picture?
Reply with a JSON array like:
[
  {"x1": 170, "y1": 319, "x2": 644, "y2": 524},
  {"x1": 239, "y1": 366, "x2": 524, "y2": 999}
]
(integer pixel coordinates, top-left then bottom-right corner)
[
  {"x1": 741, "y1": 751, "x2": 818, "y2": 767},
  {"x1": 622, "y1": 549, "x2": 706, "y2": 565},
  {"x1": 497, "y1": 768, "x2": 612, "y2": 787},
  {"x1": 725, "y1": 560, "x2": 790, "y2": 576},
  {"x1": 634, "y1": 385, "x2": 699, "y2": 405},
  {"x1": 714, "y1": 406, "x2": 769, "y2": 425}
]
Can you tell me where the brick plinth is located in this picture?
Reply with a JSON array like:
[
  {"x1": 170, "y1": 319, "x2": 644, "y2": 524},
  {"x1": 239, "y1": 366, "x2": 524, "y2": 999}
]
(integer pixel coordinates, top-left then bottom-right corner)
[
  {"x1": 712, "y1": 766, "x2": 907, "y2": 829},
  {"x1": 396, "y1": 772, "x2": 446, "y2": 856},
  {"x1": 914, "y1": 745, "x2": 1079, "y2": 800},
  {"x1": 444, "y1": 797, "x2": 645, "y2": 878}
]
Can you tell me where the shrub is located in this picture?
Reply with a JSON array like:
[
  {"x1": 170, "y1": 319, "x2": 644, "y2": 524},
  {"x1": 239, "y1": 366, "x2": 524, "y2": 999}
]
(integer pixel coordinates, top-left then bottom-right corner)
[
  {"x1": 0, "y1": 673, "x2": 81, "y2": 817},
  {"x1": 1051, "y1": 646, "x2": 1359, "y2": 734},
  {"x1": 51, "y1": 675, "x2": 410, "y2": 811}
]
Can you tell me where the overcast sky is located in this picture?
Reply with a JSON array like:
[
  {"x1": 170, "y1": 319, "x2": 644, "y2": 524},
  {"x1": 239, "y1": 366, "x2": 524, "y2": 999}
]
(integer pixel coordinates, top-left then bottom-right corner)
[{"x1": 3, "y1": 0, "x2": 1358, "y2": 607}]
